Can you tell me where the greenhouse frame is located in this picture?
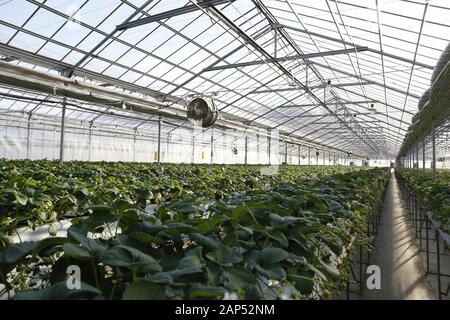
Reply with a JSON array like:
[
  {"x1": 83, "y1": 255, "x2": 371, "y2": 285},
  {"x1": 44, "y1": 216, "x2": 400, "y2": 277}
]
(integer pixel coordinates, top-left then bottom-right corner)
[{"x1": 0, "y1": 0, "x2": 449, "y2": 304}]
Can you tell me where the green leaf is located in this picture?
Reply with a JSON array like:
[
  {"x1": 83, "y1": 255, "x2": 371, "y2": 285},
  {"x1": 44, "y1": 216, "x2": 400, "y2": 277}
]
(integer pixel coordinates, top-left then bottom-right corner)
[
  {"x1": 268, "y1": 229, "x2": 289, "y2": 248},
  {"x1": 62, "y1": 243, "x2": 92, "y2": 260},
  {"x1": 188, "y1": 286, "x2": 225, "y2": 299},
  {"x1": 67, "y1": 226, "x2": 106, "y2": 256},
  {"x1": 243, "y1": 284, "x2": 263, "y2": 300},
  {"x1": 144, "y1": 272, "x2": 173, "y2": 284},
  {"x1": 128, "y1": 232, "x2": 164, "y2": 245},
  {"x1": 207, "y1": 245, "x2": 243, "y2": 267},
  {"x1": 80, "y1": 210, "x2": 116, "y2": 232},
  {"x1": 288, "y1": 270, "x2": 315, "y2": 295},
  {"x1": 190, "y1": 233, "x2": 219, "y2": 250},
  {"x1": 14, "y1": 281, "x2": 101, "y2": 300},
  {"x1": 163, "y1": 223, "x2": 195, "y2": 234},
  {"x1": 1, "y1": 241, "x2": 38, "y2": 264},
  {"x1": 255, "y1": 264, "x2": 286, "y2": 280},
  {"x1": 236, "y1": 225, "x2": 253, "y2": 240},
  {"x1": 179, "y1": 255, "x2": 204, "y2": 270},
  {"x1": 122, "y1": 281, "x2": 167, "y2": 300},
  {"x1": 318, "y1": 257, "x2": 340, "y2": 280},
  {"x1": 223, "y1": 266, "x2": 256, "y2": 287},
  {"x1": 269, "y1": 213, "x2": 299, "y2": 225},
  {"x1": 13, "y1": 190, "x2": 28, "y2": 206},
  {"x1": 257, "y1": 247, "x2": 289, "y2": 267},
  {"x1": 101, "y1": 245, "x2": 162, "y2": 273}
]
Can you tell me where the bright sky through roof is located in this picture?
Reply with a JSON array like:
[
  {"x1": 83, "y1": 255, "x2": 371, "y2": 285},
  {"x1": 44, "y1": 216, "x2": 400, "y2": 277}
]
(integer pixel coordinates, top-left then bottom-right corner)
[{"x1": 0, "y1": 0, "x2": 448, "y2": 158}]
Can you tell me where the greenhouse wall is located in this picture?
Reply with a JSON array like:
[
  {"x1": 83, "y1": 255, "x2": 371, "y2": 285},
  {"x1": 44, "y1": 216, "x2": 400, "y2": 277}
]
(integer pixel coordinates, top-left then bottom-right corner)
[{"x1": 0, "y1": 114, "x2": 363, "y2": 166}]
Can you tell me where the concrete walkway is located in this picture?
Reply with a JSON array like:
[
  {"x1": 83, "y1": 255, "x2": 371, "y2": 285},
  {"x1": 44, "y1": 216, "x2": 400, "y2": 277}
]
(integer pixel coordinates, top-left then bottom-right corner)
[{"x1": 362, "y1": 172, "x2": 436, "y2": 300}]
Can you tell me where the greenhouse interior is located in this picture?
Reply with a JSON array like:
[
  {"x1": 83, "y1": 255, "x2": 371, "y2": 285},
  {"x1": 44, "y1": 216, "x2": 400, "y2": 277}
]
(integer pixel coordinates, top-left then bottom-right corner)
[{"x1": 0, "y1": 0, "x2": 449, "y2": 303}]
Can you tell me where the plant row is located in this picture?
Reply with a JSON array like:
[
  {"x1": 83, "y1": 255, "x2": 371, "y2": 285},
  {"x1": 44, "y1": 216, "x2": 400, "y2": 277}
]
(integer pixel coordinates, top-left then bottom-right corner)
[
  {"x1": 0, "y1": 159, "x2": 360, "y2": 236},
  {"x1": 0, "y1": 166, "x2": 389, "y2": 300},
  {"x1": 396, "y1": 169, "x2": 449, "y2": 231}
]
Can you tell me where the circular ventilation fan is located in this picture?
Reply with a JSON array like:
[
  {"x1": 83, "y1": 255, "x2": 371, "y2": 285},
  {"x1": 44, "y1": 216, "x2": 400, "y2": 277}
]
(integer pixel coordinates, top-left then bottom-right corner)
[{"x1": 186, "y1": 97, "x2": 219, "y2": 128}]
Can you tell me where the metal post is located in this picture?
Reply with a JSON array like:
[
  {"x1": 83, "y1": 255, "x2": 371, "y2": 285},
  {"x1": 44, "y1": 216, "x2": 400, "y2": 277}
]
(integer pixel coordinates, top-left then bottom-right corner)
[
  {"x1": 409, "y1": 151, "x2": 411, "y2": 168},
  {"x1": 210, "y1": 128, "x2": 214, "y2": 164},
  {"x1": 268, "y1": 131, "x2": 271, "y2": 165},
  {"x1": 298, "y1": 145, "x2": 301, "y2": 165},
  {"x1": 26, "y1": 112, "x2": 31, "y2": 159},
  {"x1": 132, "y1": 129, "x2": 137, "y2": 162},
  {"x1": 410, "y1": 151, "x2": 413, "y2": 168},
  {"x1": 192, "y1": 126, "x2": 195, "y2": 163},
  {"x1": 359, "y1": 245, "x2": 363, "y2": 293},
  {"x1": 323, "y1": 150, "x2": 325, "y2": 165},
  {"x1": 88, "y1": 122, "x2": 93, "y2": 161},
  {"x1": 412, "y1": 146, "x2": 415, "y2": 169},
  {"x1": 166, "y1": 132, "x2": 170, "y2": 162},
  {"x1": 415, "y1": 141, "x2": 419, "y2": 170},
  {"x1": 284, "y1": 142, "x2": 288, "y2": 164},
  {"x1": 426, "y1": 216, "x2": 430, "y2": 273},
  {"x1": 422, "y1": 136, "x2": 425, "y2": 170},
  {"x1": 436, "y1": 230, "x2": 441, "y2": 300},
  {"x1": 157, "y1": 117, "x2": 161, "y2": 163},
  {"x1": 59, "y1": 97, "x2": 67, "y2": 163},
  {"x1": 245, "y1": 132, "x2": 248, "y2": 165},
  {"x1": 432, "y1": 122, "x2": 436, "y2": 172},
  {"x1": 308, "y1": 147, "x2": 311, "y2": 165}
]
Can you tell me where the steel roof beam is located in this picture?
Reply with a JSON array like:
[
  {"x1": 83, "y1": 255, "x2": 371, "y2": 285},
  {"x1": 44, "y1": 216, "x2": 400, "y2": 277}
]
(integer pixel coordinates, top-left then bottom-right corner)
[
  {"x1": 335, "y1": 86, "x2": 415, "y2": 116},
  {"x1": 250, "y1": 81, "x2": 373, "y2": 94},
  {"x1": 278, "y1": 100, "x2": 377, "y2": 107},
  {"x1": 312, "y1": 61, "x2": 420, "y2": 99},
  {"x1": 273, "y1": 23, "x2": 434, "y2": 70},
  {"x1": 116, "y1": 0, "x2": 236, "y2": 30},
  {"x1": 203, "y1": 47, "x2": 368, "y2": 71}
]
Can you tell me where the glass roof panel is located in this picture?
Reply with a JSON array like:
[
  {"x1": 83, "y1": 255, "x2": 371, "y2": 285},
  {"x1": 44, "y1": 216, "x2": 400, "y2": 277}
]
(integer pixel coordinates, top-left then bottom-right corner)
[{"x1": 0, "y1": 0, "x2": 448, "y2": 158}]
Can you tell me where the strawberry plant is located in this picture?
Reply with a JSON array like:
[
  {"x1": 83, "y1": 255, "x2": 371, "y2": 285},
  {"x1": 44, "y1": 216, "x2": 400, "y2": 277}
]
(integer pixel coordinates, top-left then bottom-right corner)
[
  {"x1": 396, "y1": 169, "x2": 449, "y2": 231},
  {"x1": 0, "y1": 162, "x2": 389, "y2": 300}
]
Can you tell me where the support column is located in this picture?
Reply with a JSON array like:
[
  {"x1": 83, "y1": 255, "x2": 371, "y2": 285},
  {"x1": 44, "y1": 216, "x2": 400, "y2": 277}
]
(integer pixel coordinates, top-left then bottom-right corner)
[
  {"x1": 432, "y1": 123, "x2": 436, "y2": 172},
  {"x1": 256, "y1": 133, "x2": 260, "y2": 163},
  {"x1": 88, "y1": 122, "x2": 93, "y2": 161},
  {"x1": 192, "y1": 126, "x2": 195, "y2": 164},
  {"x1": 284, "y1": 142, "x2": 288, "y2": 164},
  {"x1": 132, "y1": 128, "x2": 136, "y2": 162},
  {"x1": 244, "y1": 132, "x2": 248, "y2": 165},
  {"x1": 410, "y1": 150, "x2": 413, "y2": 169},
  {"x1": 157, "y1": 117, "x2": 161, "y2": 163},
  {"x1": 422, "y1": 137, "x2": 425, "y2": 170},
  {"x1": 210, "y1": 128, "x2": 214, "y2": 164},
  {"x1": 59, "y1": 97, "x2": 67, "y2": 163},
  {"x1": 133, "y1": 128, "x2": 137, "y2": 162},
  {"x1": 26, "y1": 112, "x2": 31, "y2": 159},
  {"x1": 298, "y1": 145, "x2": 301, "y2": 165},
  {"x1": 308, "y1": 147, "x2": 311, "y2": 165},
  {"x1": 268, "y1": 131, "x2": 271, "y2": 165},
  {"x1": 415, "y1": 141, "x2": 419, "y2": 170},
  {"x1": 323, "y1": 150, "x2": 325, "y2": 165},
  {"x1": 316, "y1": 150, "x2": 319, "y2": 165}
]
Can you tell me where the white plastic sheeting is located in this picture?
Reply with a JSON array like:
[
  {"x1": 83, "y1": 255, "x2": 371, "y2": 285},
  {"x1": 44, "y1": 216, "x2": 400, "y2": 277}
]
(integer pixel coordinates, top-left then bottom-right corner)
[
  {"x1": 0, "y1": 114, "x2": 283, "y2": 164},
  {"x1": 0, "y1": 113, "x2": 371, "y2": 166}
]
